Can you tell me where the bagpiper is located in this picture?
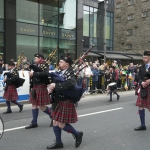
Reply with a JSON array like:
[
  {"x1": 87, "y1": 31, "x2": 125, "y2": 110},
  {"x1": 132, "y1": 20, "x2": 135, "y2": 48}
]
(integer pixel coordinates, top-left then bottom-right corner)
[
  {"x1": 25, "y1": 53, "x2": 52, "y2": 129},
  {"x1": 3, "y1": 62, "x2": 23, "y2": 114},
  {"x1": 135, "y1": 50, "x2": 150, "y2": 131},
  {"x1": 47, "y1": 56, "x2": 83, "y2": 149}
]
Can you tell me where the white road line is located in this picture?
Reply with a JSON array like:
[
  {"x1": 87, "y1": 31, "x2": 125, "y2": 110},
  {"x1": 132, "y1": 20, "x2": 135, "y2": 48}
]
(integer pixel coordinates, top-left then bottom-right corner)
[
  {"x1": 4, "y1": 107, "x2": 123, "y2": 132},
  {"x1": 78, "y1": 107, "x2": 123, "y2": 117},
  {"x1": 4, "y1": 126, "x2": 27, "y2": 132}
]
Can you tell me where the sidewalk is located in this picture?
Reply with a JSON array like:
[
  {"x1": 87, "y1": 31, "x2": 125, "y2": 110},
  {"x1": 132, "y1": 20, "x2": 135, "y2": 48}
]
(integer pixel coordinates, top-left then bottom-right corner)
[{"x1": 0, "y1": 90, "x2": 135, "y2": 108}]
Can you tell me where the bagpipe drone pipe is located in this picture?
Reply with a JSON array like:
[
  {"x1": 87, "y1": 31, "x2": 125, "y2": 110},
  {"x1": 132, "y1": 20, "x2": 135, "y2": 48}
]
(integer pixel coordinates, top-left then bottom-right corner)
[{"x1": 48, "y1": 45, "x2": 94, "y2": 102}]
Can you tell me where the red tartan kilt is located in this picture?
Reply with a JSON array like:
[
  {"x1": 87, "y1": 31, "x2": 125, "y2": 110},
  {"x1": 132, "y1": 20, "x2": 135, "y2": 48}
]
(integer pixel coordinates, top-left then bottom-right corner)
[
  {"x1": 29, "y1": 84, "x2": 51, "y2": 106},
  {"x1": 52, "y1": 100, "x2": 78, "y2": 123},
  {"x1": 3, "y1": 85, "x2": 18, "y2": 101},
  {"x1": 136, "y1": 86, "x2": 150, "y2": 109}
]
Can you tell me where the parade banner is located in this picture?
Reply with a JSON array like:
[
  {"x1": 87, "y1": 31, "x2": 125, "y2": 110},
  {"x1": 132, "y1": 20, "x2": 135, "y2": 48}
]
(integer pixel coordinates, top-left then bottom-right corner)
[{"x1": 0, "y1": 71, "x2": 30, "y2": 103}]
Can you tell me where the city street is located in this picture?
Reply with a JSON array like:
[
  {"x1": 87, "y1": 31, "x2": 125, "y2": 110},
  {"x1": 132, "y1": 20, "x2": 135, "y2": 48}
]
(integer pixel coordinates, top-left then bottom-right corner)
[{"x1": 0, "y1": 91, "x2": 150, "y2": 150}]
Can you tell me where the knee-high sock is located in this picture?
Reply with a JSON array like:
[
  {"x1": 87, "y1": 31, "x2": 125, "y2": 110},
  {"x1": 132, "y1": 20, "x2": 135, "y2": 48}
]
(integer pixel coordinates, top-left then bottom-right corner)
[
  {"x1": 32, "y1": 108, "x2": 39, "y2": 124},
  {"x1": 11, "y1": 100, "x2": 22, "y2": 107},
  {"x1": 6, "y1": 101, "x2": 11, "y2": 111},
  {"x1": 63, "y1": 123, "x2": 79, "y2": 137},
  {"x1": 139, "y1": 109, "x2": 145, "y2": 127},
  {"x1": 53, "y1": 126, "x2": 62, "y2": 144},
  {"x1": 43, "y1": 106, "x2": 52, "y2": 118},
  {"x1": 110, "y1": 92, "x2": 112, "y2": 100}
]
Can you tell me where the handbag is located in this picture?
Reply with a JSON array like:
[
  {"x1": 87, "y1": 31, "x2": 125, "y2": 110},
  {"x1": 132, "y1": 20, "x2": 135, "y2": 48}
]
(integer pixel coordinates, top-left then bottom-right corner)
[{"x1": 140, "y1": 87, "x2": 148, "y2": 98}]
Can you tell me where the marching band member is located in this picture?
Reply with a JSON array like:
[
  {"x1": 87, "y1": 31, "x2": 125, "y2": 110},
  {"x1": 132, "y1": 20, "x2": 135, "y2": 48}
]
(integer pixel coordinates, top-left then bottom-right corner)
[
  {"x1": 134, "y1": 50, "x2": 150, "y2": 131},
  {"x1": 25, "y1": 53, "x2": 52, "y2": 129},
  {"x1": 47, "y1": 56, "x2": 83, "y2": 149},
  {"x1": 108, "y1": 66, "x2": 120, "y2": 102},
  {"x1": 3, "y1": 62, "x2": 23, "y2": 114}
]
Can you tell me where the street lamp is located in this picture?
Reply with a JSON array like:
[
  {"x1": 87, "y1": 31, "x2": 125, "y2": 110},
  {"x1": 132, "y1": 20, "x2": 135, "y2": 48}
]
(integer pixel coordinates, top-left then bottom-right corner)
[{"x1": 98, "y1": 0, "x2": 108, "y2": 64}]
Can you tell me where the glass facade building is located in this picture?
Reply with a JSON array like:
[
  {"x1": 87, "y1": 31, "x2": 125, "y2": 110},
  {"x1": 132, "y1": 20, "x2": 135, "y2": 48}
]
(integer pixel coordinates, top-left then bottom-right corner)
[{"x1": 2, "y1": 0, "x2": 114, "y2": 63}]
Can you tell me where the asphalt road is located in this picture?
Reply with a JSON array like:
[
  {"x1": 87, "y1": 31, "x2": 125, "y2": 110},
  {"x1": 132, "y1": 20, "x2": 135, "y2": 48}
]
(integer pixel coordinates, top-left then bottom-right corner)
[{"x1": 0, "y1": 91, "x2": 150, "y2": 150}]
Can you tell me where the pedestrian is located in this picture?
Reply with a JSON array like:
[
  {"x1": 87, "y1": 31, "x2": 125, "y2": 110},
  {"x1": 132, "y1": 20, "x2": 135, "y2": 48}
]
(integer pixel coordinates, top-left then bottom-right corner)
[
  {"x1": 134, "y1": 50, "x2": 150, "y2": 131},
  {"x1": 25, "y1": 53, "x2": 52, "y2": 129},
  {"x1": 47, "y1": 56, "x2": 83, "y2": 149},
  {"x1": 3, "y1": 62, "x2": 23, "y2": 114}
]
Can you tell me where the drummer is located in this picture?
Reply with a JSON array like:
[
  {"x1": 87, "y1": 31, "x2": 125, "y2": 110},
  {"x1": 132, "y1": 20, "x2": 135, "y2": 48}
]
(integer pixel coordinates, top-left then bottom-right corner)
[{"x1": 108, "y1": 66, "x2": 120, "y2": 102}]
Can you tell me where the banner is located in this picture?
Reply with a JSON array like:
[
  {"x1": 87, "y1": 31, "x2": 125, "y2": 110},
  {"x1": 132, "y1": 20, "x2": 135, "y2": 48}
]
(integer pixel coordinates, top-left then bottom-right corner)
[{"x1": 0, "y1": 71, "x2": 30, "y2": 103}]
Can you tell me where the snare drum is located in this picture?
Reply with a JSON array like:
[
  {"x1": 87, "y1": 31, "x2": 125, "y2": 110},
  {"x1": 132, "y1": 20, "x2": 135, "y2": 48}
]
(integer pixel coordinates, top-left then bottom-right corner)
[{"x1": 108, "y1": 82, "x2": 117, "y2": 92}]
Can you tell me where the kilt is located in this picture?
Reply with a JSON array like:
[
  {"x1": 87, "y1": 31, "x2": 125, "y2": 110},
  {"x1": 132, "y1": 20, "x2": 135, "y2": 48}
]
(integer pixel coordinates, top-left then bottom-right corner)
[
  {"x1": 29, "y1": 84, "x2": 51, "y2": 106},
  {"x1": 3, "y1": 85, "x2": 18, "y2": 101},
  {"x1": 52, "y1": 100, "x2": 78, "y2": 123},
  {"x1": 136, "y1": 86, "x2": 150, "y2": 109}
]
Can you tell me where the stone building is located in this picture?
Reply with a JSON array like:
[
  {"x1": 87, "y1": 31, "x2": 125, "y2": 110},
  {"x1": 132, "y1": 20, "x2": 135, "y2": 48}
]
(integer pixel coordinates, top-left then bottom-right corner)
[{"x1": 114, "y1": 0, "x2": 150, "y2": 54}]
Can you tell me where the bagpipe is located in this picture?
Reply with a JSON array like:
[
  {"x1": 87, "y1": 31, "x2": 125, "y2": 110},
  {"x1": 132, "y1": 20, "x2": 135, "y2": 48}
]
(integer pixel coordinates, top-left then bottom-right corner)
[
  {"x1": 29, "y1": 46, "x2": 58, "y2": 89},
  {"x1": 4, "y1": 70, "x2": 25, "y2": 89},
  {"x1": 49, "y1": 45, "x2": 94, "y2": 102}
]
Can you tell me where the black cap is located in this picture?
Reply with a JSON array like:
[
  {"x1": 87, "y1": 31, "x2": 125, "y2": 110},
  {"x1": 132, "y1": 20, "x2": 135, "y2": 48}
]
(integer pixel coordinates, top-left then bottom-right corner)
[
  {"x1": 34, "y1": 53, "x2": 45, "y2": 59},
  {"x1": 143, "y1": 50, "x2": 150, "y2": 56},
  {"x1": 8, "y1": 62, "x2": 15, "y2": 66},
  {"x1": 60, "y1": 56, "x2": 74, "y2": 66}
]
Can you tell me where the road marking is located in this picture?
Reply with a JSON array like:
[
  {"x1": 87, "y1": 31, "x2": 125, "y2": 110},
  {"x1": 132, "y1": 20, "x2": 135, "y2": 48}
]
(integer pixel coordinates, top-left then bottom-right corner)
[
  {"x1": 4, "y1": 107, "x2": 123, "y2": 132},
  {"x1": 4, "y1": 126, "x2": 27, "y2": 132},
  {"x1": 78, "y1": 107, "x2": 123, "y2": 117}
]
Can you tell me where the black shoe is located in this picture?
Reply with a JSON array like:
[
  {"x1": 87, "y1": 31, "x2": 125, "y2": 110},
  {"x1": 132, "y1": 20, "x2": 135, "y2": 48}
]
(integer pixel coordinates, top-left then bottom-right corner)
[
  {"x1": 134, "y1": 126, "x2": 146, "y2": 131},
  {"x1": 47, "y1": 142, "x2": 63, "y2": 149},
  {"x1": 117, "y1": 95, "x2": 120, "y2": 100},
  {"x1": 50, "y1": 119, "x2": 53, "y2": 127},
  {"x1": 108, "y1": 100, "x2": 112, "y2": 102},
  {"x1": 25, "y1": 123, "x2": 38, "y2": 129},
  {"x1": 75, "y1": 131, "x2": 83, "y2": 148},
  {"x1": 19, "y1": 105, "x2": 23, "y2": 112},
  {"x1": 3, "y1": 110, "x2": 12, "y2": 114}
]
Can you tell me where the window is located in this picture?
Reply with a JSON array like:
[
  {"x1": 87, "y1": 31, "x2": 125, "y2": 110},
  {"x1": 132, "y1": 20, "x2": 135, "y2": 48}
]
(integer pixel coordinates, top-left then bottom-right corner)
[
  {"x1": 116, "y1": 17, "x2": 121, "y2": 22},
  {"x1": 39, "y1": 0, "x2": 58, "y2": 28},
  {"x1": 16, "y1": 0, "x2": 38, "y2": 24},
  {"x1": 128, "y1": 14, "x2": 134, "y2": 20},
  {"x1": 126, "y1": 44, "x2": 132, "y2": 49},
  {"x1": 142, "y1": 11, "x2": 148, "y2": 17},
  {"x1": 116, "y1": 3, "x2": 122, "y2": 8},
  {"x1": 0, "y1": 0, "x2": 4, "y2": 19},
  {"x1": 127, "y1": 29, "x2": 133, "y2": 35},
  {"x1": 128, "y1": 0, "x2": 134, "y2": 5},
  {"x1": 83, "y1": 5, "x2": 98, "y2": 48},
  {"x1": 59, "y1": 0, "x2": 76, "y2": 30},
  {"x1": 17, "y1": 35, "x2": 38, "y2": 61}
]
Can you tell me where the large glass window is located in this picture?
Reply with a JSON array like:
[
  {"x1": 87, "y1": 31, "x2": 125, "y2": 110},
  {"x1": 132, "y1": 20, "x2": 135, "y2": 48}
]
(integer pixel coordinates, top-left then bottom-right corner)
[
  {"x1": 59, "y1": 0, "x2": 76, "y2": 30},
  {"x1": 16, "y1": 0, "x2": 38, "y2": 24},
  {"x1": 0, "y1": 0, "x2": 4, "y2": 19},
  {"x1": 39, "y1": 0, "x2": 58, "y2": 27},
  {"x1": 17, "y1": 35, "x2": 38, "y2": 61},
  {"x1": 83, "y1": 6, "x2": 89, "y2": 37},
  {"x1": 106, "y1": 12, "x2": 114, "y2": 50},
  {"x1": 40, "y1": 37, "x2": 58, "y2": 59},
  {"x1": 83, "y1": 5, "x2": 98, "y2": 47}
]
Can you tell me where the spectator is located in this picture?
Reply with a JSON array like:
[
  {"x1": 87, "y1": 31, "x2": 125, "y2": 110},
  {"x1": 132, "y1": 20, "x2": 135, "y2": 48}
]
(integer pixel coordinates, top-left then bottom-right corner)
[
  {"x1": 0, "y1": 59, "x2": 5, "y2": 74},
  {"x1": 83, "y1": 62, "x2": 93, "y2": 94},
  {"x1": 91, "y1": 64, "x2": 100, "y2": 93},
  {"x1": 49, "y1": 62, "x2": 54, "y2": 70}
]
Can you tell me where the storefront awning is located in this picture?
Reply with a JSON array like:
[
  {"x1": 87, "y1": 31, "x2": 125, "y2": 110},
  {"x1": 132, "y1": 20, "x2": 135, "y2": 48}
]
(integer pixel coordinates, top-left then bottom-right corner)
[
  {"x1": 85, "y1": 51, "x2": 143, "y2": 61},
  {"x1": 126, "y1": 55, "x2": 143, "y2": 60}
]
